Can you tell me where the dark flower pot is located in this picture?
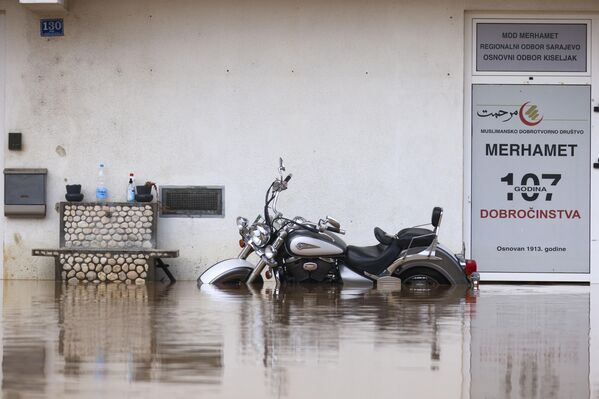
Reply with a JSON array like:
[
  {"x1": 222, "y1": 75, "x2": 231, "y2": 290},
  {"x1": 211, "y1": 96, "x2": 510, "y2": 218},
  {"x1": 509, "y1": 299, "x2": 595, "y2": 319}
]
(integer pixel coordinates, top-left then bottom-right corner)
[
  {"x1": 136, "y1": 185, "x2": 151, "y2": 195},
  {"x1": 65, "y1": 193, "x2": 84, "y2": 202},
  {"x1": 66, "y1": 184, "x2": 81, "y2": 194},
  {"x1": 135, "y1": 194, "x2": 153, "y2": 203}
]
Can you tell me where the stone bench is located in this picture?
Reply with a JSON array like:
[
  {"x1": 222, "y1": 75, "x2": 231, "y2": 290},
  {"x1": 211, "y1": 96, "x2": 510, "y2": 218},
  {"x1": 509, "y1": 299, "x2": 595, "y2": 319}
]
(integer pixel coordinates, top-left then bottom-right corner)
[{"x1": 33, "y1": 202, "x2": 179, "y2": 284}]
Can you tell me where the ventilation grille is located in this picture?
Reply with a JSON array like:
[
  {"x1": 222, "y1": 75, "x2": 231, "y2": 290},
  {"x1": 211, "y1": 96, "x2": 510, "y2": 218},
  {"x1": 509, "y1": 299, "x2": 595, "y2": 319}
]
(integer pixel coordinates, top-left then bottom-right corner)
[{"x1": 160, "y1": 186, "x2": 224, "y2": 218}]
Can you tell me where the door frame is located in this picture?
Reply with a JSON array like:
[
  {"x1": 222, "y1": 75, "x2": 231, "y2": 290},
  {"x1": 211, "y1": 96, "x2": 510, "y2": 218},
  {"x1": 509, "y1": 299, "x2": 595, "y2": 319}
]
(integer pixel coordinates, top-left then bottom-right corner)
[{"x1": 463, "y1": 12, "x2": 599, "y2": 283}]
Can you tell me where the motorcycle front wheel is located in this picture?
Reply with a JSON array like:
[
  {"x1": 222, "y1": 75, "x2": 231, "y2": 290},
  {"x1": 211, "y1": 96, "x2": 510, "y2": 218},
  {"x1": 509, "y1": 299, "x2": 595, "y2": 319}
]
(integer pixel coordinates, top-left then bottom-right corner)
[{"x1": 395, "y1": 266, "x2": 450, "y2": 289}]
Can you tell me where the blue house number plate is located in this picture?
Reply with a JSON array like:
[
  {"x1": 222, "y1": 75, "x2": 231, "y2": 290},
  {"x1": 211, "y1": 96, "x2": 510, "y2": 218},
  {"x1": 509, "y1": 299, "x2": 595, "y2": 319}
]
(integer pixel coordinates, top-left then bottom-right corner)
[{"x1": 40, "y1": 19, "x2": 64, "y2": 37}]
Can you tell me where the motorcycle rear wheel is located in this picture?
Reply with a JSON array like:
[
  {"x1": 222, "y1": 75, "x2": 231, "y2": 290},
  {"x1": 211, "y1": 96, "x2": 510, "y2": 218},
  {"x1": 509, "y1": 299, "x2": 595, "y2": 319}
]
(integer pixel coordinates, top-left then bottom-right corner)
[{"x1": 395, "y1": 266, "x2": 450, "y2": 289}]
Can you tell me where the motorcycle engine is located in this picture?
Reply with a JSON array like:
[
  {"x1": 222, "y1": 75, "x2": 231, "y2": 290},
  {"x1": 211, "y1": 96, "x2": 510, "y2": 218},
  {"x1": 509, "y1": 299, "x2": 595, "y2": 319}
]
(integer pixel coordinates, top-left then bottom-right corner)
[{"x1": 282, "y1": 258, "x2": 335, "y2": 282}]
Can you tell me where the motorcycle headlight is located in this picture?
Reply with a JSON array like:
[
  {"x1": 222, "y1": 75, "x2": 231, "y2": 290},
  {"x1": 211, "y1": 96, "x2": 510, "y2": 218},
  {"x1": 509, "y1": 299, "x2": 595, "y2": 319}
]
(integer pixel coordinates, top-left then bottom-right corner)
[
  {"x1": 236, "y1": 216, "x2": 249, "y2": 231},
  {"x1": 249, "y1": 223, "x2": 271, "y2": 248}
]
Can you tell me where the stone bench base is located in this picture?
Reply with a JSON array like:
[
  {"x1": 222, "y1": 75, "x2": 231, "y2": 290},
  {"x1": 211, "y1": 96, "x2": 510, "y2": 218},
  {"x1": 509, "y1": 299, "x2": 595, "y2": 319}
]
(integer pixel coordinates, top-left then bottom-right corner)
[{"x1": 33, "y1": 249, "x2": 179, "y2": 284}]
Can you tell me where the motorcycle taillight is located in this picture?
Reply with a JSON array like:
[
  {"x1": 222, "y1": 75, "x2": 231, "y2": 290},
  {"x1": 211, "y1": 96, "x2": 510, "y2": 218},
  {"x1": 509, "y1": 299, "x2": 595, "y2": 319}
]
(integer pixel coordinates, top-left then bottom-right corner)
[{"x1": 465, "y1": 259, "x2": 477, "y2": 275}]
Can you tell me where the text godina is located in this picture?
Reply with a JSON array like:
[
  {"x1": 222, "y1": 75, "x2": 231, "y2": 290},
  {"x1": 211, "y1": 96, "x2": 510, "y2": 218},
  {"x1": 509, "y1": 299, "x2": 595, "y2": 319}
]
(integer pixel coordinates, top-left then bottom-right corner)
[{"x1": 480, "y1": 208, "x2": 581, "y2": 219}]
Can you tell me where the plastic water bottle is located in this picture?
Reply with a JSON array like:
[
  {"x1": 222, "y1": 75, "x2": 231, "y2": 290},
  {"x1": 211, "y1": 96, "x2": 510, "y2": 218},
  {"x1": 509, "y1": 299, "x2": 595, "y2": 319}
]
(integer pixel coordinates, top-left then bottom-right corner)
[
  {"x1": 96, "y1": 163, "x2": 108, "y2": 202},
  {"x1": 127, "y1": 173, "x2": 136, "y2": 202}
]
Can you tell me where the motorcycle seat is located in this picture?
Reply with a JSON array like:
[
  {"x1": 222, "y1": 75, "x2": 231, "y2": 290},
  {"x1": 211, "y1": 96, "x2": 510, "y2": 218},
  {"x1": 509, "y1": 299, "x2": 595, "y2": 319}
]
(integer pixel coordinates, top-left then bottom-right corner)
[
  {"x1": 374, "y1": 227, "x2": 394, "y2": 245},
  {"x1": 396, "y1": 228, "x2": 436, "y2": 248},
  {"x1": 345, "y1": 241, "x2": 403, "y2": 275},
  {"x1": 375, "y1": 226, "x2": 436, "y2": 248},
  {"x1": 345, "y1": 228, "x2": 438, "y2": 274}
]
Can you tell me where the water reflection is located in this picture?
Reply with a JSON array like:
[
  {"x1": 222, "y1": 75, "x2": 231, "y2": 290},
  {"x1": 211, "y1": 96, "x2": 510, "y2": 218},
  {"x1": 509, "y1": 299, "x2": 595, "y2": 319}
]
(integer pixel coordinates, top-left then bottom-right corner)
[
  {"x1": 253, "y1": 285, "x2": 471, "y2": 397},
  {"x1": 1, "y1": 281, "x2": 224, "y2": 398},
  {"x1": 2, "y1": 337, "x2": 46, "y2": 395},
  {"x1": 469, "y1": 286, "x2": 590, "y2": 399},
  {"x1": 0, "y1": 281, "x2": 595, "y2": 398},
  {"x1": 201, "y1": 284, "x2": 475, "y2": 398},
  {"x1": 58, "y1": 283, "x2": 223, "y2": 386},
  {"x1": 58, "y1": 283, "x2": 154, "y2": 379}
]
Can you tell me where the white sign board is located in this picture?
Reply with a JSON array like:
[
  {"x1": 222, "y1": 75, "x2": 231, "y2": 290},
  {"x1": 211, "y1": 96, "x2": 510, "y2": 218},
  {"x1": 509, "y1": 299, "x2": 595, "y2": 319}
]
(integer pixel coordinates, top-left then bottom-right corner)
[
  {"x1": 476, "y1": 23, "x2": 587, "y2": 72},
  {"x1": 471, "y1": 85, "x2": 590, "y2": 273}
]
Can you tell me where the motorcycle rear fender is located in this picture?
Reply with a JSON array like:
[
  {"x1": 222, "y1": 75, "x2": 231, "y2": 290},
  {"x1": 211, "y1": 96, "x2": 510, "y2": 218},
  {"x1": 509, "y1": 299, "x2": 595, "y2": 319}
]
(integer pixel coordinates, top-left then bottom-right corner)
[
  {"x1": 197, "y1": 258, "x2": 254, "y2": 285},
  {"x1": 395, "y1": 244, "x2": 469, "y2": 285}
]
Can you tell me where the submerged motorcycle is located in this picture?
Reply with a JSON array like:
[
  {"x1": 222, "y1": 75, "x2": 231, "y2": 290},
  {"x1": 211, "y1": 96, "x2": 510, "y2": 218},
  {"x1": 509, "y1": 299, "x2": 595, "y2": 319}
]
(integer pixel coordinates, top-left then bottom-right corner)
[{"x1": 198, "y1": 159, "x2": 479, "y2": 288}]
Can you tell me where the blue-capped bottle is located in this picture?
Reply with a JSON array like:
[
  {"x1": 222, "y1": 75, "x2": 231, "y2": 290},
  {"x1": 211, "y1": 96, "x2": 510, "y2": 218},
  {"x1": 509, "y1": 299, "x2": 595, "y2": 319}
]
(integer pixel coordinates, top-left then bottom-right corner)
[{"x1": 96, "y1": 163, "x2": 108, "y2": 202}]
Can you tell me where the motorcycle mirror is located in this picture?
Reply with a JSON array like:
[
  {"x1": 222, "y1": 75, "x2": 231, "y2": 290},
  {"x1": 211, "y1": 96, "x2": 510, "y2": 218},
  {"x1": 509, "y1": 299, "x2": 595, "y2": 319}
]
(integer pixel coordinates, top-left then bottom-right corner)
[
  {"x1": 326, "y1": 216, "x2": 341, "y2": 229},
  {"x1": 278, "y1": 157, "x2": 286, "y2": 177}
]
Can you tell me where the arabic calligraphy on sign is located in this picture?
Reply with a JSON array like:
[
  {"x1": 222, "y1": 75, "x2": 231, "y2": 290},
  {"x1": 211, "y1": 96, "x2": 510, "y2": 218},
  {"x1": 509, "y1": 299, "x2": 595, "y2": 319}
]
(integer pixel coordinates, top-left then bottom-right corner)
[
  {"x1": 477, "y1": 109, "x2": 519, "y2": 122},
  {"x1": 477, "y1": 102, "x2": 543, "y2": 126}
]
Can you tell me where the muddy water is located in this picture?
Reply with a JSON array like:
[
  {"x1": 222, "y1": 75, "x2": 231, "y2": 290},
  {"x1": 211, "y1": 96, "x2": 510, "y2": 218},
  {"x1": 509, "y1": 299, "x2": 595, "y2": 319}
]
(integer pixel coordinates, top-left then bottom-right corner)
[{"x1": 0, "y1": 281, "x2": 595, "y2": 398}]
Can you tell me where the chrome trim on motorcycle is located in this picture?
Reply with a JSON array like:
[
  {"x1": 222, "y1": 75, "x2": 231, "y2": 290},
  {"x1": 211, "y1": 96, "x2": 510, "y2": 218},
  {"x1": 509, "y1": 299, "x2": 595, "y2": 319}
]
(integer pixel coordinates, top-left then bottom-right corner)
[
  {"x1": 246, "y1": 259, "x2": 267, "y2": 284},
  {"x1": 238, "y1": 245, "x2": 252, "y2": 259}
]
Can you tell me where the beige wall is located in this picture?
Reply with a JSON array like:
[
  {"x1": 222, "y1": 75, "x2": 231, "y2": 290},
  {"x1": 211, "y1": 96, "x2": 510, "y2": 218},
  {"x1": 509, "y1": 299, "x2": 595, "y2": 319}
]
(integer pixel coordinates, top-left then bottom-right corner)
[{"x1": 1, "y1": 0, "x2": 598, "y2": 279}]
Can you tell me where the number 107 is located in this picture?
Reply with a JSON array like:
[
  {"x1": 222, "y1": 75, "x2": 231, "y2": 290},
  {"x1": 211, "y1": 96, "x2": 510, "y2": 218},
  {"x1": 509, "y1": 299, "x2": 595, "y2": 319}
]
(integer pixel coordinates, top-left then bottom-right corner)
[{"x1": 500, "y1": 173, "x2": 561, "y2": 202}]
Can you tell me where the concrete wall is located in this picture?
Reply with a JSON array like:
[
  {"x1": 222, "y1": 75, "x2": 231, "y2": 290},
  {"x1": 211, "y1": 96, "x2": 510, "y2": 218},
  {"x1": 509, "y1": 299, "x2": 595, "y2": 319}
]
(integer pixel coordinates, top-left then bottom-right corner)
[{"x1": 1, "y1": 0, "x2": 598, "y2": 279}]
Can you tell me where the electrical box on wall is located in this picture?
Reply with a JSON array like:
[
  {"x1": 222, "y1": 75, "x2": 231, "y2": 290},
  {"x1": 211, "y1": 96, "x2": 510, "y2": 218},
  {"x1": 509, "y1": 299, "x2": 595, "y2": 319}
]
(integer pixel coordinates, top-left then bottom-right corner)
[
  {"x1": 4, "y1": 169, "x2": 48, "y2": 218},
  {"x1": 8, "y1": 133, "x2": 22, "y2": 151}
]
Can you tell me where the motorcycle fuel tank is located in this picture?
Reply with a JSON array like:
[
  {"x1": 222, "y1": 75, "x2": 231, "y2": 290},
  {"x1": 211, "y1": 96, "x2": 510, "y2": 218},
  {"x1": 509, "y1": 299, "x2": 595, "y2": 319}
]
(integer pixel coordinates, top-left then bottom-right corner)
[{"x1": 287, "y1": 230, "x2": 346, "y2": 257}]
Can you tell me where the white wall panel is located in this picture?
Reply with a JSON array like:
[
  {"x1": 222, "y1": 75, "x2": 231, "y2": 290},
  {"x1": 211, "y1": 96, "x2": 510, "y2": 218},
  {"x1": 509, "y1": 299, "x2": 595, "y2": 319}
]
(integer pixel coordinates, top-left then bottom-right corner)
[{"x1": 1, "y1": 0, "x2": 598, "y2": 279}]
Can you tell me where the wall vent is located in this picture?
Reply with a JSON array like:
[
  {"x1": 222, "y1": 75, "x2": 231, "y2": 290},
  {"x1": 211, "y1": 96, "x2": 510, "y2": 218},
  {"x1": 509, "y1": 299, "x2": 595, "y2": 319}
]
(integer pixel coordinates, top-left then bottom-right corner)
[{"x1": 160, "y1": 186, "x2": 224, "y2": 218}]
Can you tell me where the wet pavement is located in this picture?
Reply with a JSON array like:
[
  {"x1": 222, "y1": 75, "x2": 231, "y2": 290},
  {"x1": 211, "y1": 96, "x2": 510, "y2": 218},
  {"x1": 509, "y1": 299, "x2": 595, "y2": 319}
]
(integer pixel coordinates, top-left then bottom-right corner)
[{"x1": 0, "y1": 281, "x2": 597, "y2": 398}]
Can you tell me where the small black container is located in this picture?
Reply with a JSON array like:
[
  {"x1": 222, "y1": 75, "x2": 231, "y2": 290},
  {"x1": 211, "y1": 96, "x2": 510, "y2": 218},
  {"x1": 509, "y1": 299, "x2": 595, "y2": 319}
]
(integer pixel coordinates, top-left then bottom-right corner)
[
  {"x1": 65, "y1": 193, "x2": 84, "y2": 202},
  {"x1": 135, "y1": 194, "x2": 153, "y2": 203},
  {"x1": 66, "y1": 184, "x2": 81, "y2": 194},
  {"x1": 136, "y1": 185, "x2": 151, "y2": 195}
]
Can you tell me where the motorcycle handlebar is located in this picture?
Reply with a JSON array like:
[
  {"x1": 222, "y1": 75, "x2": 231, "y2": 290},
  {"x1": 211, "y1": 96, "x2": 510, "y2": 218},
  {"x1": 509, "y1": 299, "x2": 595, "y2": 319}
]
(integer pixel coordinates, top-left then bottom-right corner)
[
  {"x1": 284, "y1": 173, "x2": 292, "y2": 183},
  {"x1": 326, "y1": 225, "x2": 345, "y2": 235}
]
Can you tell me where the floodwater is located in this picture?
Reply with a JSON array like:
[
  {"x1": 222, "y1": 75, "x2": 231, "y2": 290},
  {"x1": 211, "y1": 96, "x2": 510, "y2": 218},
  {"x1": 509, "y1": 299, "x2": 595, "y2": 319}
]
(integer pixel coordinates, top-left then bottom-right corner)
[{"x1": 0, "y1": 281, "x2": 597, "y2": 399}]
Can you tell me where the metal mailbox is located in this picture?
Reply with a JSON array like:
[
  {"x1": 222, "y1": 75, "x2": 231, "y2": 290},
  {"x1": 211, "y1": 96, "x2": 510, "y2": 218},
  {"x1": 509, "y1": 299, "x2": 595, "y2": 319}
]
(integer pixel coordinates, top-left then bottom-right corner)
[{"x1": 4, "y1": 168, "x2": 48, "y2": 217}]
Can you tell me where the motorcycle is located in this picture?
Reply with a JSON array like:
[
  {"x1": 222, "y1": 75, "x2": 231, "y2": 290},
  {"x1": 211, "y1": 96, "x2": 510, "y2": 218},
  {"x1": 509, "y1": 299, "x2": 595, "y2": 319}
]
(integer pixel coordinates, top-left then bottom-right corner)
[{"x1": 198, "y1": 159, "x2": 480, "y2": 289}]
